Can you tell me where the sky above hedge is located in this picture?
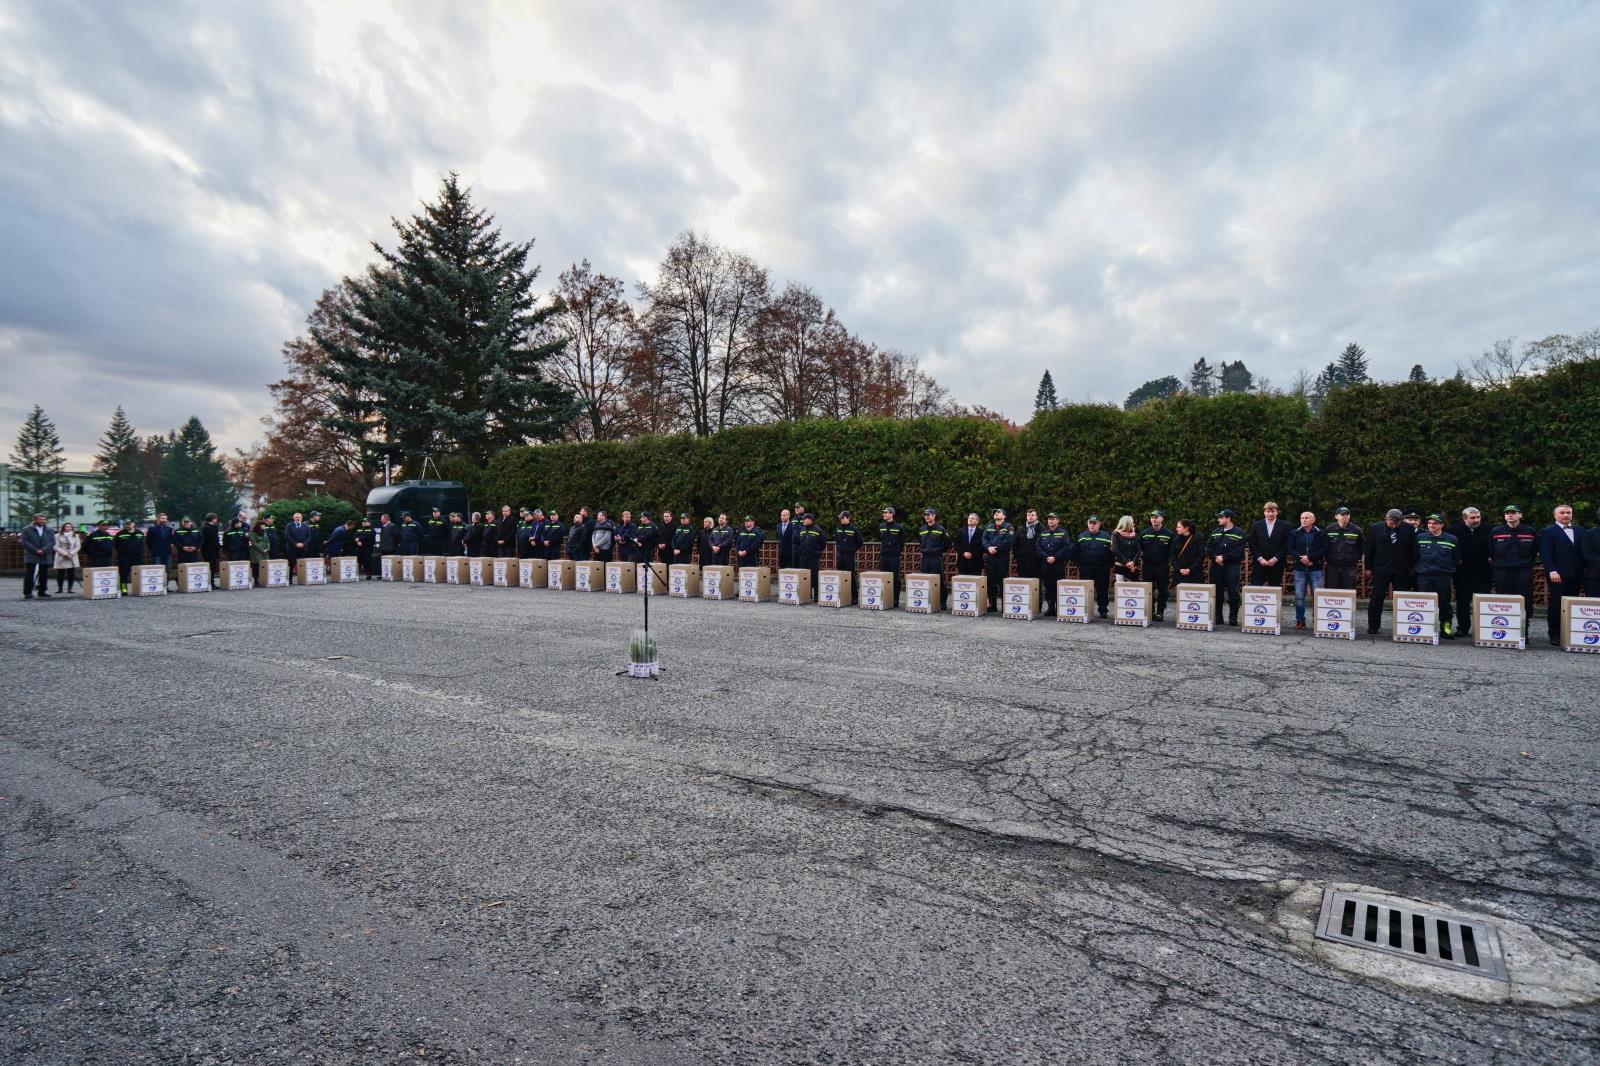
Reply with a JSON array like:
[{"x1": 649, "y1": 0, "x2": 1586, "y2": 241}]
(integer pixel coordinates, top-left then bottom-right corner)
[{"x1": 3, "y1": 1, "x2": 1597, "y2": 462}]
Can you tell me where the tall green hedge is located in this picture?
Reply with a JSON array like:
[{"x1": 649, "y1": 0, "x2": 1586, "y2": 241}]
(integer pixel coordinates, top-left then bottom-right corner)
[{"x1": 462, "y1": 360, "x2": 1599, "y2": 532}]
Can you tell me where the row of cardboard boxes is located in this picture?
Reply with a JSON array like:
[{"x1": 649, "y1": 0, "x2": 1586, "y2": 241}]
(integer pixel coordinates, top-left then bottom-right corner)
[{"x1": 83, "y1": 557, "x2": 1600, "y2": 654}]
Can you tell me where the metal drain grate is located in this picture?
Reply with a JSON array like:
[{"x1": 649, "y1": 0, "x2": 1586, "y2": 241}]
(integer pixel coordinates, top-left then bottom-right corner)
[{"x1": 1314, "y1": 888, "x2": 1508, "y2": 981}]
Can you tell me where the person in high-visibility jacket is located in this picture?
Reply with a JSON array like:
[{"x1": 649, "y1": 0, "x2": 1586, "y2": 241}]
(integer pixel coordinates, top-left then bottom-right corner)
[
  {"x1": 1206, "y1": 509, "x2": 1246, "y2": 626},
  {"x1": 1414, "y1": 513, "x2": 1461, "y2": 638},
  {"x1": 1074, "y1": 516, "x2": 1114, "y2": 618}
]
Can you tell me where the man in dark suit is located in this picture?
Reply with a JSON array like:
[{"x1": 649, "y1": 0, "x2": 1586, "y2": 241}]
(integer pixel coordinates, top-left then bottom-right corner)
[
  {"x1": 1539, "y1": 504, "x2": 1584, "y2": 646},
  {"x1": 21, "y1": 513, "x2": 54, "y2": 599},
  {"x1": 956, "y1": 513, "x2": 984, "y2": 576},
  {"x1": 1581, "y1": 514, "x2": 1600, "y2": 597},
  {"x1": 1246, "y1": 501, "x2": 1290, "y2": 591},
  {"x1": 775, "y1": 508, "x2": 796, "y2": 569},
  {"x1": 285, "y1": 511, "x2": 312, "y2": 568},
  {"x1": 1446, "y1": 506, "x2": 1493, "y2": 637}
]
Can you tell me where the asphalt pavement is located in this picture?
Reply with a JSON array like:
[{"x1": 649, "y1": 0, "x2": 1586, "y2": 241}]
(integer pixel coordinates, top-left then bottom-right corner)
[{"x1": 2, "y1": 576, "x2": 1597, "y2": 1064}]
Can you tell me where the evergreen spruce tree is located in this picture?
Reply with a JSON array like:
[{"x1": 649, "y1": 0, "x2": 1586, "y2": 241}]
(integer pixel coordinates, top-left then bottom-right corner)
[
  {"x1": 93, "y1": 406, "x2": 152, "y2": 518},
  {"x1": 313, "y1": 173, "x2": 577, "y2": 472},
  {"x1": 1336, "y1": 342, "x2": 1370, "y2": 385},
  {"x1": 1187, "y1": 358, "x2": 1216, "y2": 397},
  {"x1": 1218, "y1": 360, "x2": 1255, "y2": 394},
  {"x1": 1408, "y1": 364, "x2": 1428, "y2": 383},
  {"x1": 1124, "y1": 375, "x2": 1183, "y2": 410},
  {"x1": 7, "y1": 405, "x2": 67, "y2": 525},
  {"x1": 1033, "y1": 370, "x2": 1059, "y2": 414},
  {"x1": 158, "y1": 417, "x2": 237, "y2": 521}
]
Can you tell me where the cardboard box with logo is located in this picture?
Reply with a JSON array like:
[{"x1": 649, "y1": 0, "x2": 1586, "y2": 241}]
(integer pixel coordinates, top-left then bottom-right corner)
[
  {"x1": 777, "y1": 568, "x2": 811, "y2": 605},
  {"x1": 443, "y1": 557, "x2": 468, "y2": 585},
  {"x1": 178, "y1": 561, "x2": 211, "y2": 593},
  {"x1": 1002, "y1": 577, "x2": 1040, "y2": 620},
  {"x1": 131, "y1": 564, "x2": 167, "y2": 597},
  {"x1": 905, "y1": 573, "x2": 940, "y2": 614},
  {"x1": 573, "y1": 560, "x2": 603, "y2": 591},
  {"x1": 519, "y1": 558, "x2": 548, "y2": 589},
  {"x1": 604, "y1": 561, "x2": 637, "y2": 593},
  {"x1": 1055, "y1": 579, "x2": 1093, "y2": 623},
  {"x1": 668, "y1": 564, "x2": 702, "y2": 598},
  {"x1": 296, "y1": 558, "x2": 328, "y2": 586},
  {"x1": 1175, "y1": 583, "x2": 1215, "y2": 631},
  {"x1": 400, "y1": 556, "x2": 419, "y2": 583},
  {"x1": 1473, "y1": 595, "x2": 1527, "y2": 651},
  {"x1": 701, "y1": 565, "x2": 734, "y2": 600},
  {"x1": 1313, "y1": 588, "x2": 1356, "y2": 640},
  {"x1": 467, "y1": 557, "x2": 487, "y2": 587},
  {"x1": 950, "y1": 575, "x2": 987, "y2": 617},
  {"x1": 1113, "y1": 579, "x2": 1152, "y2": 627},
  {"x1": 1240, "y1": 586, "x2": 1281, "y2": 635},
  {"x1": 81, "y1": 566, "x2": 119, "y2": 599},
  {"x1": 817, "y1": 570, "x2": 851, "y2": 608},
  {"x1": 222, "y1": 560, "x2": 253, "y2": 590},
  {"x1": 637, "y1": 562, "x2": 668, "y2": 597},
  {"x1": 548, "y1": 558, "x2": 574, "y2": 590},
  {"x1": 420, "y1": 556, "x2": 441, "y2": 584},
  {"x1": 738, "y1": 567, "x2": 771, "y2": 602},
  {"x1": 1560, "y1": 596, "x2": 1600, "y2": 654},
  {"x1": 259, "y1": 558, "x2": 291, "y2": 588},
  {"x1": 380, "y1": 555, "x2": 397, "y2": 581},
  {"x1": 1392, "y1": 592, "x2": 1439, "y2": 645},
  {"x1": 492, "y1": 558, "x2": 516, "y2": 588},
  {"x1": 858, "y1": 571, "x2": 890, "y2": 610},
  {"x1": 333, "y1": 557, "x2": 361, "y2": 583}
]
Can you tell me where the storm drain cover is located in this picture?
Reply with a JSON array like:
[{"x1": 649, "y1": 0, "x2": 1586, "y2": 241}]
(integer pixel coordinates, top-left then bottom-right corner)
[{"x1": 1315, "y1": 888, "x2": 1508, "y2": 981}]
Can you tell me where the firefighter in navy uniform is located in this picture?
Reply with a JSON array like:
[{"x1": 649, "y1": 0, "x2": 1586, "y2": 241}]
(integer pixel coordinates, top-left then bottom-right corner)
[
  {"x1": 1323, "y1": 507, "x2": 1364, "y2": 590},
  {"x1": 541, "y1": 511, "x2": 566, "y2": 561},
  {"x1": 735, "y1": 515, "x2": 764, "y2": 570},
  {"x1": 793, "y1": 512, "x2": 826, "y2": 599},
  {"x1": 834, "y1": 511, "x2": 862, "y2": 603},
  {"x1": 1206, "y1": 509, "x2": 1246, "y2": 626},
  {"x1": 398, "y1": 511, "x2": 424, "y2": 555},
  {"x1": 917, "y1": 508, "x2": 951, "y2": 608},
  {"x1": 981, "y1": 508, "x2": 1016, "y2": 614},
  {"x1": 1074, "y1": 515, "x2": 1114, "y2": 618},
  {"x1": 426, "y1": 508, "x2": 450, "y2": 554},
  {"x1": 670, "y1": 513, "x2": 697, "y2": 567},
  {"x1": 114, "y1": 519, "x2": 144, "y2": 594},
  {"x1": 223, "y1": 519, "x2": 251, "y2": 562},
  {"x1": 1364, "y1": 508, "x2": 1418, "y2": 635},
  {"x1": 87, "y1": 520, "x2": 118, "y2": 571},
  {"x1": 1036, "y1": 513, "x2": 1071, "y2": 616},
  {"x1": 448, "y1": 513, "x2": 468, "y2": 555},
  {"x1": 878, "y1": 506, "x2": 907, "y2": 607},
  {"x1": 1138, "y1": 510, "x2": 1175, "y2": 620},
  {"x1": 1488, "y1": 504, "x2": 1538, "y2": 634},
  {"x1": 1414, "y1": 514, "x2": 1461, "y2": 638}
]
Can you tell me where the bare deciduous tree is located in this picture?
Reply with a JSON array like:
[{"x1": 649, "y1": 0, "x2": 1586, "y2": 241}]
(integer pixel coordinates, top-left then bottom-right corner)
[
  {"x1": 1467, "y1": 336, "x2": 1541, "y2": 387},
  {"x1": 545, "y1": 261, "x2": 637, "y2": 441}
]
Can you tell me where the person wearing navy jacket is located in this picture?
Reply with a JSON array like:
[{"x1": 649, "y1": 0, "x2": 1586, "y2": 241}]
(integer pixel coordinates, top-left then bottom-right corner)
[
  {"x1": 1206, "y1": 509, "x2": 1246, "y2": 626},
  {"x1": 736, "y1": 515, "x2": 765, "y2": 570},
  {"x1": 775, "y1": 509, "x2": 796, "y2": 569},
  {"x1": 1364, "y1": 508, "x2": 1417, "y2": 635},
  {"x1": 1539, "y1": 504, "x2": 1584, "y2": 645},
  {"x1": 917, "y1": 508, "x2": 951, "y2": 608},
  {"x1": 1446, "y1": 507, "x2": 1492, "y2": 636},
  {"x1": 792, "y1": 513, "x2": 825, "y2": 598},
  {"x1": 1138, "y1": 511, "x2": 1175, "y2": 620},
  {"x1": 1414, "y1": 514, "x2": 1460, "y2": 638},
  {"x1": 541, "y1": 511, "x2": 565, "y2": 561},
  {"x1": 1075, "y1": 516, "x2": 1115, "y2": 618},
  {"x1": 834, "y1": 511, "x2": 862, "y2": 603},
  {"x1": 1245, "y1": 502, "x2": 1290, "y2": 592},
  {"x1": 980, "y1": 508, "x2": 1015, "y2": 614},
  {"x1": 285, "y1": 511, "x2": 312, "y2": 568},
  {"x1": 1581, "y1": 516, "x2": 1600, "y2": 597},
  {"x1": 1488, "y1": 504, "x2": 1539, "y2": 624},
  {"x1": 670, "y1": 513, "x2": 697, "y2": 566},
  {"x1": 955, "y1": 513, "x2": 984, "y2": 577},
  {"x1": 1286, "y1": 510, "x2": 1330, "y2": 630},
  {"x1": 1036, "y1": 513, "x2": 1071, "y2": 616}
]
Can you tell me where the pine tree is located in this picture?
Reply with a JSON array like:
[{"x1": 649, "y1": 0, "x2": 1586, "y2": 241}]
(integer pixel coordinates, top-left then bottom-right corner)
[
  {"x1": 313, "y1": 173, "x2": 577, "y2": 472},
  {"x1": 1336, "y1": 343, "x2": 1369, "y2": 385},
  {"x1": 93, "y1": 406, "x2": 152, "y2": 519},
  {"x1": 158, "y1": 417, "x2": 237, "y2": 521},
  {"x1": 1187, "y1": 358, "x2": 1216, "y2": 397},
  {"x1": 1124, "y1": 375, "x2": 1183, "y2": 410},
  {"x1": 1218, "y1": 360, "x2": 1255, "y2": 394},
  {"x1": 1408, "y1": 364, "x2": 1428, "y2": 383},
  {"x1": 8, "y1": 405, "x2": 67, "y2": 525},
  {"x1": 1033, "y1": 370, "x2": 1059, "y2": 414}
]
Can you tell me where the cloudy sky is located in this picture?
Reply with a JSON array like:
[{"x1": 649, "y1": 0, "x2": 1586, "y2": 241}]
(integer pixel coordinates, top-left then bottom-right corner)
[{"x1": 3, "y1": 0, "x2": 1597, "y2": 465}]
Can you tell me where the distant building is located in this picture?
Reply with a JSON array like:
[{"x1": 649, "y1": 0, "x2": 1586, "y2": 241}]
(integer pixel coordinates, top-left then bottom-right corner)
[{"x1": 0, "y1": 464, "x2": 110, "y2": 528}]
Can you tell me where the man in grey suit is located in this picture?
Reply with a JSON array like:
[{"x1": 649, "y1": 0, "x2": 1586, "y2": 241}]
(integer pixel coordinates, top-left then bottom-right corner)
[{"x1": 22, "y1": 513, "x2": 55, "y2": 599}]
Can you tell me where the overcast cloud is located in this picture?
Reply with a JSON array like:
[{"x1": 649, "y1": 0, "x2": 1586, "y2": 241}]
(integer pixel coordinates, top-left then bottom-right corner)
[{"x1": 2, "y1": 0, "x2": 1597, "y2": 464}]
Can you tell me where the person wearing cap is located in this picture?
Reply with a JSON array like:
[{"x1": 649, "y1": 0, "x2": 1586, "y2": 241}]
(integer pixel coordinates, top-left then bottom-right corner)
[
  {"x1": 1246, "y1": 502, "x2": 1290, "y2": 593},
  {"x1": 878, "y1": 506, "x2": 908, "y2": 607},
  {"x1": 1138, "y1": 511, "x2": 1174, "y2": 620},
  {"x1": 775, "y1": 508, "x2": 796, "y2": 569},
  {"x1": 1206, "y1": 509, "x2": 1245, "y2": 625},
  {"x1": 981, "y1": 508, "x2": 1016, "y2": 614},
  {"x1": 517, "y1": 509, "x2": 543, "y2": 558},
  {"x1": 1415, "y1": 514, "x2": 1461, "y2": 638},
  {"x1": 1539, "y1": 504, "x2": 1585, "y2": 646},
  {"x1": 635, "y1": 511, "x2": 660, "y2": 566},
  {"x1": 1075, "y1": 515, "x2": 1114, "y2": 618},
  {"x1": 1036, "y1": 513, "x2": 1071, "y2": 616},
  {"x1": 956, "y1": 513, "x2": 985, "y2": 582},
  {"x1": 708, "y1": 514, "x2": 734, "y2": 566},
  {"x1": 736, "y1": 514, "x2": 765, "y2": 570},
  {"x1": 114, "y1": 518, "x2": 145, "y2": 593},
  {"x1": 1364, "y1": 508, "x2": 1417, "y2": 635},
  {"x1": 793, "y1": 501, "x2": 811, "y2": 529},
  {"x1": 86, "y1": 519, "x2": 117, "y2": 571},
  {"x1": 835, "y1": 511, "x2": 862, "y2": 603},
  {"x1": 200, "y1": 512, "x2": 223, "y2": 587},
  {"x1": 261, "y1": 514, "x2": 283, "y2": 559},
  {"x1": 793, "y1": 512, "x2": 825, "y2": 597},
  {"x1": 1488, "y1": 505, "x2": 1538, "y2": 624},
  {"x1": 541, "y1": 510, "x2": 566, "y2": 562},
  {"x1": 20, "y1": 513, "x2": 54, "y2": 599},
  {"x1": 285, "y1": 511, "x2": 313, "y2": 569},
  {"x1": 1446, "y1": 507, "x2": 1492, "y2": 636},
  {"x1": 1287, "y1": 510, "x2": 1329, "y2": 630},
  {"x1": 447, "y1": 512, "x2": 468, "y2": 555},
  {"x1": 917, "y1": 508, "x2": 951, "y2": 608},
  {"x1": 428, "y1": 507, "x2": 452, "y2": 555},
  {"x1": 224, "y1": 517, "x2": 252, "y2": 562},
  {"x1": 173, "y1": 516, "x2": 203, "y2": 577},
  {"x1": 1399, "y1": 510, "x2": 1422, "y2": 589},
  {"x1": 1323, "y1": 507, "x2": 1364, "y2": 591},
  {"x1": 306, "y1": 511, "x2": 324, "y2": 558},
  {"x1": 397, "y1": 511, "x2": 424, "y2": 556},
  {"x1": 354, "y1": 518, "x2": 377, "y2": 577},
  {"x1": 1015, "y1": 508, "x2": 1041, "y2": 583},
  {"x1": 670, "y1": 512, "x2": 697, "y2": 566}
]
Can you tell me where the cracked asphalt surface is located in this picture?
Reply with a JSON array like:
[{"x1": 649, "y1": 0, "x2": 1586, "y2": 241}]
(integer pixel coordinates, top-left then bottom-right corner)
[{"x1": 2, "y1": 576, "x2": 1597, "y2": 1064}]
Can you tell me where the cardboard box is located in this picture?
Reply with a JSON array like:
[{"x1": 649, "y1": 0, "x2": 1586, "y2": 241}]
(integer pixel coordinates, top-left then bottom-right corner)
[
  {"x1": 1175, "y1": 583, "x2": 1215, "y2": 631},
  {"x1": 492, "y1": 557, "x2": 516, "y2": 588},
  {"x1": 905, "y1": 573, "x2": 940, "y2": 614},
  {"x1": 738, "y1": 567, "x2": 771, "y2": 602},
  {"x1": 1313, "y1": 588, "x2": 1356, "y2": 640},
  {"x1": 1560, "y1": 596, "x2": 1600, "y2": 654},
  {"x1": 1002, "y1": 577, "x2": 1040, "y2": 620},
  {"x1": 858, "y1": 571, "x2": 891, "y2": 611},
  {"x1": 637, "y1": 562, "x2": 668, "y2": 596},
  {"x1": 442, "y1": 557, "x2": 467, "y2": 585},
  {"x1": 605, "y1": 561, "x2": 637, "y2": 593},
  {"x1": 549, "y1": 559, "x2": 574, "y2": 590},
  {"x1": 222, "y1": 560, "x2": 254, "y2": 590},
  {"x1": 131, "y1": 564, "x2": 168, "y2": 597},
  {"x1": 777, "y1": 568, "x2": 811, "y2": 605},
  {"x1": 1112, "y1": 579, "x2": 1153, "y2": 627},
  {"x1": 1055, "y1": 579, "x2": 1093, "y2": 623},
  {"x1": 420, "y1": 556, "x2": 442, "y2": 583},
  {"x1": 81, "y1": 566, "x2": 119, "y2": 599},
  {"x1": 297, "y1": 558, "x2": 328, "y2": 586},
  {"x1": 332, "y1": 556, "x2": 361, "y2": 583},
  {"x1": 519, "y1": 557, "x2": 549, "y2": 589},
  {"x1": 701, "y1": 565, "x2": 734, "y2": 600},
  {"x1": 380, "y1": 555, "x2": 397, "y2": 581},
  {"x1": 400, "y1": 556, "x2": 419, "y2": 583},
  {"x1": 817, "y1": 570, "x2": 851, "y2": 608},
  {"x1": 950, "y1": 575, "x2": 987, "y2": 617},
  {"x1": 1240, "y1": 585, "x2": 1281, "y2": 635},
  {"x1": 467, "y1": 557, "x2": 488, "y2": 586},
  {"x1": 177, "y1": 561, "x2": 211, "y2": 593},
  {"x1": 573, "y1": 560, "x2": 604, "y2": 592},
  {"x1": 669, "y1": 564, "x2": 702, "y2": 598},
  {"x1": 1392, "y1": 592, "x2": 1440, "y2": 645},
  {"x1": 1473, "y1": 595, "x2": 1526, "y2": 651},
  {"x1": 259, "y1": 559, "x2": 291, "y2": 588}
]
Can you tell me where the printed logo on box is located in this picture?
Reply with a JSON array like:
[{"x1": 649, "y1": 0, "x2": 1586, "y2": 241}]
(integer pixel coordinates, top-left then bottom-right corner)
[
  {"x1": 1406, "y1": 612, "x2": 1425, "y2": 622},
  {"x1": 1397, "y1": 598, "x2": 1432, "y2": 610},
  {"x1": 89, "y1": 570, "x2": 119, "y2": 598},
  {"x1": 139, "y1": 570, "x2": 165, "y2": 594},
  {"x1": 1325, "y1": 621, "x2": 1342, "y2": 631},
  {"x1": 575, "y1": 568, "x2": 591, "y2": 590},
  {"x1": 1185, "y1": 613, "x2": 1202, "y2": 623},
  {"x1": 305, "y1": 561, "x2": 326, "y2": 584},
  {"x1": 339, "y1": 558, "x2": 359, "y2": 580},
  {"x1": 1325, "y1": 609, "x2": 1344, "y2": 619},
  {"x1": 1583, "y1": 635, "x2": 1600, "y2": 646},
  {"x1": 1488, "y1": 615, "x2": 1510, "y2": 627},
  {"x1": 1480, "y1": 601, "x2": 1519, "y2": 614},
  {"x1": 1582, "y1": 620, "x2": 1600, "y2": 632},
  {"x1": 1407, "y1": 625, "x2": 1424, "y2": 635},
  {"x1": 1573, "y1": 606, "x2": 1600, "y2": 618}
]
